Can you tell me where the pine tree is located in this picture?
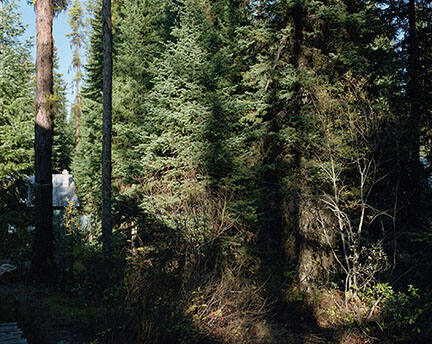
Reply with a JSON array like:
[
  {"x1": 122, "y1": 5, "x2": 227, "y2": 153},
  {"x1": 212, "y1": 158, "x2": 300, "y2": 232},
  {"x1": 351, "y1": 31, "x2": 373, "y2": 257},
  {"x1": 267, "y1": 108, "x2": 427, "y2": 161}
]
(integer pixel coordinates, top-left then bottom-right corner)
[
  {"x1": 101, "y1": 0, "x2": 113, "y2": 255},
  {"x1": 71, "y1": 98, "x2": 102, "y2": 215},
  {"x1": 0, "y1": 0, "x2": 35, "y2": 233},
  {"x1": 407, "y1": 0, "x2": 421, "y2": 213},
  {"x1": 52, "y1": 49, "x2": 74, "y2": 173},
  {"x1": 73, "y1": 0, "x2": 177, "y2": 217},
  {"x1": 31, "y1": 0, "x2": 68, "y2": 282},
  {"x1": 110, "y1": 0, "x2": 177, "y2": 188},
  {"x1": 71, "y1": 0, "x2": 104, "y2": 218},
  {"x1": 82, "y1": 0, "x2": 103, "y2": 102},
  {"x1": 417, "y1": 1, "x2": 432, "y2": 162},
  {"x1": 31, "y1": 0, "x2": 56, "y2": 282},
  {"x1": 238, "y1": 0, "x2": 400, "y2": 289},
  {"x1": 377, "y1": 0, "x2": 432, "y2": 235},
  {"x1": 67, "y1": 0, "x2": 85, "y2": 143},
  {"x1": 0, "y1": 0, "x2": 34, "y2": 180},
  {"x1": 130, "y1": 0, "x2": 248, "y2": 220}
]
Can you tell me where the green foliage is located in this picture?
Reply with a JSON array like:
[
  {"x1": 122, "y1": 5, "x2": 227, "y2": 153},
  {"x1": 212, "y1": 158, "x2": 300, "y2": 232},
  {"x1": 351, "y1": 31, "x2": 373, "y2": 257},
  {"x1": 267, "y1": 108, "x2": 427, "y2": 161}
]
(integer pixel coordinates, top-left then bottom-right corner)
[
  {"x1": 0, "y1": 2, "x2": 72, "y2": 250},
  {"x1": 53, "y1": 49, "x2": 75, "y2": 172},
  {"x1": 82, "y1": 0, "x2": 103, "y2": 102},
  {"x1": 71, "y1": 98, "x2": 102, "y2": 216},
  {"x1": 0, "y1": 0, "x2": 34, "y2": 181},
  {"x1": 379, "y1": 285, "x2": 432, "y2": 340},
  {"x1": 67, "y1": 0, "x2": 85, "y2": 143},
  {"x1": 0, "y1": 0, "x2": 429, "y2": 342},
  {"x1": 0, "y1": 0, "x2": 35, "y2": 253}
]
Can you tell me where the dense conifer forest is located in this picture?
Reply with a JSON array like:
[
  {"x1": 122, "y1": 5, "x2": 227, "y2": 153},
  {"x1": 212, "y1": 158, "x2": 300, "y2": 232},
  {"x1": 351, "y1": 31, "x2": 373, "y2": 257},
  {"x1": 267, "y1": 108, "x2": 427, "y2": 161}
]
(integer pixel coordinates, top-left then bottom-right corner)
[{"x1": 1, "y1": 0, "x2": 432, "y2": 343}]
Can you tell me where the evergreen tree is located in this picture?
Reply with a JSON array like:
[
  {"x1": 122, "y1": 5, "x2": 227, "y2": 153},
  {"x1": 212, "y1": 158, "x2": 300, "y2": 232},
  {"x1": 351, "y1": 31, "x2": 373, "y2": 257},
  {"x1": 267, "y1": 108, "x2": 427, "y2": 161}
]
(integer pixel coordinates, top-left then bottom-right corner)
[
  {"x1": 417, "y1": 1, "x2": 432, "y2": 162},
  {"x1": 71, "y1": 99, "x2": 102, "y2": 214},
  {"x1": 73, "y1": 0, "x2": 177, "y2": 217},
  {"x1": 52, "y1": 49, "x2": 74, "y2": 173},
  {"x1": 0, "y1": 0, "x2": 34, "y2": 180},
  {"x1": 126, "y1": 0, "x2": 252, "y2": 225},
  {"x1": 110, "y1": 0, "x2": 177, "y2": 186},
  {"x1": 82, "y1": 0, "x2": 103, "y2": 102},
  {"x1": 31, "y1": 0, "x2": 56, "y2": 282},
  {"x1": 238, "y1": 0, "x2": 400, "y2": 288},
  {"x1": 101, "y1": 0, "x2": 113, "y2": 255},
  {"x1": 0, "y1": 0, "x2": 34, "y2": 233},
  {"x1": 67, "y1": 0, "x2": 85, "y2": 143},
  {"x1": 31, "y1": 0, "x2": 68, "y2": 282},
  {"x1": 64, "y1": 0, "x2": 432, "y2": 340},
  {"x1": 71, "y1": 0, "x2": 104, "y2": 218}
]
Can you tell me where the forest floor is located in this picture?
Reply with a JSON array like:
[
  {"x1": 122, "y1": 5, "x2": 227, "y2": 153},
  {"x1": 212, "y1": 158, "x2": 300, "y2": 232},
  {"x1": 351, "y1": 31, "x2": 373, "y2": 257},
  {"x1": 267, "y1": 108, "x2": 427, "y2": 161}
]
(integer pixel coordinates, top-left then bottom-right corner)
[
  {"x1": 0, "y1": 283, "x2": 103, "y2": 344},
  {"x1": 0, "y1": 280, "x2": 379, "y2": 344}
]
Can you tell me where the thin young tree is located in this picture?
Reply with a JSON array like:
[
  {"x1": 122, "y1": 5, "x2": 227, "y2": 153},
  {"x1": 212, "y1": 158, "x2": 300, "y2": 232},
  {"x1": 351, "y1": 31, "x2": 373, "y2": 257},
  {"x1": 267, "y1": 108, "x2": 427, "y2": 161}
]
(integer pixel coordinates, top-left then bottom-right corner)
[
  {"x1": 0, "y1": 0, "x2": 4, "y2": 61},
  {"x1": 67, "y1": 0, "x2": 85, "y2": 143},
  {"x1": 102, "y1": 0, "x2": 112, "y2": 255},
  {"x1": 407, "y1": 0, "x2": 421, "y2": 216}
]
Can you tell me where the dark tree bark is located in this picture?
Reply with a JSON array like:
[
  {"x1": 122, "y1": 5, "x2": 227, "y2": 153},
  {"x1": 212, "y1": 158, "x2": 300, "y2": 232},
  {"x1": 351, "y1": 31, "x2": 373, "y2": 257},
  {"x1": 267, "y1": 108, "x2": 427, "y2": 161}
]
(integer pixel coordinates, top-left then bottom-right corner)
[
  {"x1": 102, "y1": 0, "x2": 112, "y2": 255},
  {"x1": 31, "y1": 0, "x2": 55, "y2": 282},
  {"x1": 407, "y1": 0, "x2": 421, "y2": 217}
]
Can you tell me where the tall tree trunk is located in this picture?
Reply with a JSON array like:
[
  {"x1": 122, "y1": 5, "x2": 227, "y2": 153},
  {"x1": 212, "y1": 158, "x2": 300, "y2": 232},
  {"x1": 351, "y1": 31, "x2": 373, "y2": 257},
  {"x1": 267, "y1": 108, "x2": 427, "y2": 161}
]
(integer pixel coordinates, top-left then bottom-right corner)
[
  {"x1": 102, "y1": 0, "x2": 112, "y2": 255},
  {"x1": 31, "y1": 0, "x2": 55, "y2": 282},
  {"x1": 0, "y1": 0, "x2": 3, "y2": 78},
  {"x1": 73, "y1": 94, "x2": 81, "y2": 143},
  {"x1": 67, "y1": 0, "x2": 85, "y2": 143},
  {"x1": 74, "y1": 75, "x2": 80, "y2": 143},
  {"x1": 0, "y1": 0, "x2": 3, "y2": 44},
  {"x1": 407, "y1": 0, "x2": 421, "y2": 219}
]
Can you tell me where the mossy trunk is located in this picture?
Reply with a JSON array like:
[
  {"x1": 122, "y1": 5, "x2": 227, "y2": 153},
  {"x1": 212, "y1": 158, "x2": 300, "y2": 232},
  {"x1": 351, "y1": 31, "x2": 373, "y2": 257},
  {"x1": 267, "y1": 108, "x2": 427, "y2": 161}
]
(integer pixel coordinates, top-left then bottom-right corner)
[{"x1": 297, "y1": 197, "x2": 334, "y2": 290}]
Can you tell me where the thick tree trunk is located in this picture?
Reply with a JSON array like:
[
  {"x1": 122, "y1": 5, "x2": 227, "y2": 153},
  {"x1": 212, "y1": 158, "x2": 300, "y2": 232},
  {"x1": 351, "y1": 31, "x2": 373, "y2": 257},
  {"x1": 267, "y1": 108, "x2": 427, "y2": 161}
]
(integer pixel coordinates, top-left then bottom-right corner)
[
  {"x1": 102, "y1": 0, "x2": 112, "y2": 255},
  {"x1": 31, "y1": 0, "x2": 55, "y2": 282},
  {"x1": 297, "y1": 198, "x2": 334, "y2": 289}
]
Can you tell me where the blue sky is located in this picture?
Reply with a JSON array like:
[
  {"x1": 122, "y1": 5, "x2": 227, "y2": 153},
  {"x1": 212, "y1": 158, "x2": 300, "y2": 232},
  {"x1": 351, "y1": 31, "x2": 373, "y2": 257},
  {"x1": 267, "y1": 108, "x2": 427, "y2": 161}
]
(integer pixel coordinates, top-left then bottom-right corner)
[{"x1": 17, "y1": 0, "x2": 87, "y2": 113}]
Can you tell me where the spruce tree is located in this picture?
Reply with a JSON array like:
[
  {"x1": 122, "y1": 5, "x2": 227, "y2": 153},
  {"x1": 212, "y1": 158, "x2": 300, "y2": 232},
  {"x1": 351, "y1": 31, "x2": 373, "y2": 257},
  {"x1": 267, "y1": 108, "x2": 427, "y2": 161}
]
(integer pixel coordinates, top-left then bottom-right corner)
[
  {"x1": 239, "y1": 0, "x2": 400, "y2": 288},
  {"x1": 52, "y1": 49, "x2": 74, "y2": 173},
  {"x1": 0, "y1": 0, "x2": 34, "y2": 233},
  {"x1": 82, "y1": 0, "x2": 103, "y2": 102},
  {"x1": 71, "y1": 0, "x2": 104, "y2": 218},
  {"x1": 0, "y1": 0, "x2": 34, "y2": 180}
]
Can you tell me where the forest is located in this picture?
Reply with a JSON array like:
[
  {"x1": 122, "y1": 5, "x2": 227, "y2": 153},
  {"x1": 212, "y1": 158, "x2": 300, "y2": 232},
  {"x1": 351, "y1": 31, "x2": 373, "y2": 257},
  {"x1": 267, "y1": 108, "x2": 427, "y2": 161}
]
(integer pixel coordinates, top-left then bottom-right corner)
[{"x1": 1, "y1": 0, "x2": 432, "y2": 343}]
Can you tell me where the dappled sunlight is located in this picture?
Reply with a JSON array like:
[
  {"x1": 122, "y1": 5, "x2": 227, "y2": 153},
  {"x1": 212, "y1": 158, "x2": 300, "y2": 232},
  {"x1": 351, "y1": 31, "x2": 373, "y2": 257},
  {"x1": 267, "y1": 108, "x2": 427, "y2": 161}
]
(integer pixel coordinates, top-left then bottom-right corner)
[{"x1": 1, "y1": 0, "x2": 432, "y2": 343}]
